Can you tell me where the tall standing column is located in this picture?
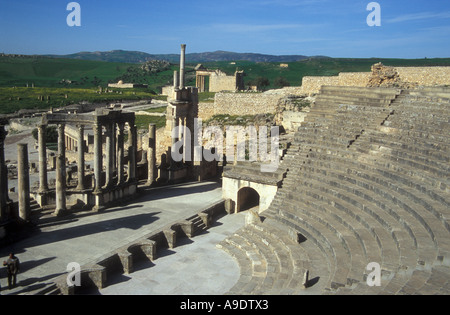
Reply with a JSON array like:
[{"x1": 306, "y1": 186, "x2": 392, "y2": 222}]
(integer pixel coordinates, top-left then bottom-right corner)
[
  {"x1": 55, "y1": 124, "x2": 66, "y2": 216},
  {"x1": 147, "y1": 123, "x2": 156, "y2": 186},
  {"x1": 183, "y1": 118, "x2": 190, "y2": 163},
  {"x1": 93, "y1": 122, "x2": 104, "y2": 211},
  {"x1": 38, "y1": 124, "x2": 48, "y2": 193},
  {"x1": 76, "y1": 125, "x2": 85, "y2": 191},
  {"x1": 0, "y1": 125, "x2": 9, "y2": 221},
  {"x1": 169, "y1": 117, "x2": 179, "y2": 183},
  {"x1": 179, "y1": 44, "x2": 186, "y2": 89},
  {"x1": 117, "y1": 123, "x2": 125, "y2": 184},
  {"x1": 17, "y1": 144, "x2": 30, "y2": 221},
  {"x1": 127, "y1": 124, "x2": 137, "y2": 183},
  {"x1": 93, "y1": 122, "x2": 103, "y2": 192},
  {"x1": 104, "y1": 123, "x2": 114, "y2": 188}
]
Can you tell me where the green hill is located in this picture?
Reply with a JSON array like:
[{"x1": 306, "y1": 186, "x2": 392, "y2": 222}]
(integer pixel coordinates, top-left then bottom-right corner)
[
  {"x1": 0, "y1": 55, "x2": 177, "y2": 91},
  {"x1": 1, "y1": 54, "x2": 449, "y2": 114},
  {"x1": 45, "y1": 50, "x2": 310, "y2": 63}
]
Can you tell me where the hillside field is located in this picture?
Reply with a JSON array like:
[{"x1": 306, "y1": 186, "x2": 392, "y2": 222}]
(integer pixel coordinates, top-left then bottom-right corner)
[{"x1": 1, "y1": 55, "x2": 449, "y2": 114}]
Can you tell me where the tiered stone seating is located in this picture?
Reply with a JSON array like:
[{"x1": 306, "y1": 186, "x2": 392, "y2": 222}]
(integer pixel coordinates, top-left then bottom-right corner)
[
  {"x1": 220, "y1": 86, "x2": 450, "y2": 295},
  {"x1": 217, "y1": 216, "x2": 317, "y2": 294}
]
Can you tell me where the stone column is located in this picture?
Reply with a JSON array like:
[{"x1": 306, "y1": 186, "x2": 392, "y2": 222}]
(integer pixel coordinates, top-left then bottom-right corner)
[
  {"x1": 55, "y1": 124, "x2": 66, "y2": 216},
  {"x1": 173, "y1": 71, "x2": 179, "y2": 90},
  {"x1": 0, "y1": 126, "x2": 8, "y2": 221},
  {"x1": 117, "y1": 123, "x2": 125, "y2": 184},
  {"x1": 147, "y1": 124, "x2": 156, "y2": 186},
  {"x1": 179, "y1": 44, "x2": 186, "y2": 89},
  {"x1": 169, "y1": 118, "x2": 179, "y2": 183},
  {"x1": 104, "y1": 123, "x2": 114, "y2": 188},
  {"x1": 76, "y1": 125, "x2": 85, "y2": 191},
  {"x1": 93, "y1": 122, "x2": 105, "y2": 211},
  {"x1": 170, "y1": 117, "x2": 179, "y2": 165},
  {"x1": 127, "y1": 124, "x2": 137, "y2": 183},
  {"x1": 183, "y1": 118, "x2": 190, "y2": 163},
  {"x1": 38, "y1": 124, "x2": 48, "y2": 193},
  {"x1": 17, "y1": 144, "x2": 30, "y2": 221},
  {"x1": 93, "y1": 122, "x2": 103, "y2": 192}
]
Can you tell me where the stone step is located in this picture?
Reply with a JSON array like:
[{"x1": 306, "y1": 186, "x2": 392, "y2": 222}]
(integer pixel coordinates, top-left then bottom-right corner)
[
  {"x1": 295, "y1": 177, "x2": 429, "y2": 269},
  {"x1": 315, "y1": 96, "x2": 394, "y2": 108},
  {"x1": 284, "y1": 158, "x2": 446, "y2": 233},
  {"x1": 218, "y1": 220, "x2": 312, "y2": 294},
  {"x1": 268, "y1": 213, "x2": 337, "y2": 292},
  {"x1": 276, "y1": 203, "x2": 353, "y2": 291},
  {"x1": 361, "y1": 134, "x2": 450, "y2": 164},
  {"x1": 217, "y1": 240, "x2": 264, "y2": 295},
  {"x1": 288, "y1": 142, "x2": 449, "y2": 195},
  {"x1": 382, "y1": 119, "x2": 450, "y2": 135},
  {"x1": 281, "y1": 183, "x2": 404, "y2": 272},
  {"x1": 319, "y1": 86, "x2": 401, "y2": 98},
  {"x1": 293, "y1": 159, "x2": 447, "y2": 264},
  {"x1": 391, "y1": 107, "x2": 450, "y2": 119},
  {"x1": 243, "y1": 224, "x2": 302, "y2": 294},
  {"x1": 354, "y1": 142, "x2": 450, "y2": 179},
  {"x1": 300, "y1": 149, "x2": 450, "y2": 217},
  {"x1": 369, "y1": 129, "x2": 450, "y2": 156}
]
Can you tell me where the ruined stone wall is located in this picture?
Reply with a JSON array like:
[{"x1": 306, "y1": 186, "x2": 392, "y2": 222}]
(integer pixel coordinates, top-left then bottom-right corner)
[
  {"x1": 198, "y1": 102, "x2": 216, "y2": 120},
  {"x1": 206, "y1": 91, "x2": 283, "y2": 118},
  {"x1": 300, "y1": 76, "x2": 339, "y2": 95},
  {"x1": 395, "y1": 67, "x2": 450, "y2": 86},
  {"x1": 338, "y1": 72, "x2": 372, "y2": 87},
  {"x1": 198, "y1": 88, "x2": 310, "y2": 120},
  {"x1": 209, "y1": 73, "x2": 237, "y2": 92},
  {"x1": 300, "y1": 65, "x2": 450, "y2": 95}
]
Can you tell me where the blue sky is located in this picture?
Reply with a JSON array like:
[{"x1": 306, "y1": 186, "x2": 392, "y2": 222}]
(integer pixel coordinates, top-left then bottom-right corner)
[{"x1": 0, "y1": 0, "x2": 449, "y2": 58}]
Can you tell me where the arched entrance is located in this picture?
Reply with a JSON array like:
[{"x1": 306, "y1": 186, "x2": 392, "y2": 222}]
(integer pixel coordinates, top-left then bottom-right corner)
[{"x1": 237, "y1": 187, "x2": 260, "y2": 212}]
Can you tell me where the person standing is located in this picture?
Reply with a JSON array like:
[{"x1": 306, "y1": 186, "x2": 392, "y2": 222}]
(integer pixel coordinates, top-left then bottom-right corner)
[{"x1": 3, "y1": 253, "x2": 20, "y2": 290}]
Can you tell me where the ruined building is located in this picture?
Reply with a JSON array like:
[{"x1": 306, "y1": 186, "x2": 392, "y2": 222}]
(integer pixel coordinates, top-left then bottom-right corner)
[{"x1": 195, "y1": 64, "x2": 245, "y2": 93}]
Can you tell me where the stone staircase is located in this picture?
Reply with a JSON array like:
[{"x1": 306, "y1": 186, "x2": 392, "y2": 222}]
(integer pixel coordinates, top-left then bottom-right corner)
[{"x1": 218, "y1": 86, "x2": 450, "y2": 295}]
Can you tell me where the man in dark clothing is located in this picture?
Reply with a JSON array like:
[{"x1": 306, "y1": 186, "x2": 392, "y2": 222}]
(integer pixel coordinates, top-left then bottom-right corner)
[{"x1": 3, "y1": 253, "x2": 20, "y2": 290}]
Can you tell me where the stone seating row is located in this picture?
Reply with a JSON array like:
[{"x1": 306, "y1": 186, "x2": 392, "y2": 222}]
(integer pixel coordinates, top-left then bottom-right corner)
[
  {"x1": 251, "y1": 87, "x2": 449, "y2": 294},
  {"x1": 217, "y1": 217, "x2": 314, "y2": 295}
]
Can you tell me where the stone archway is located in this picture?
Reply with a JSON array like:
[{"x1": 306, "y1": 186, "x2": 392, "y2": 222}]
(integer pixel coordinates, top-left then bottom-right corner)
[{"x1": 237, "y1": 187, "x2": 260, "y2": 212}]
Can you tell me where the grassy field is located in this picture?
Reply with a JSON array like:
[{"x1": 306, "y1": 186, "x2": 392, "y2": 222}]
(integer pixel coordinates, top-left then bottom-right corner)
[
  {"x1": 135, "y1": 114, "x2": 166, "y2": 130},
  {"x1": 0, "y1": 86, "x2": 162, "y2": 114},
  {"x1": 1, "y1": 55, "x2": 450, "y2": 114},
  {"x1": 0, "y1": 55, "x2": 178, "y2": 92}
]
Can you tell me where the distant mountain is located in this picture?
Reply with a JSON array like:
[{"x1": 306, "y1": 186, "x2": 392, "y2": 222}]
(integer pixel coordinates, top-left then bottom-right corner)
[
  {"x1": 45, "y1": 50, "x2": 157, "y2": 64},
  {"x1": 183, "y1": 51, "x2": 310, "y2": 63},
  {"x1": 46, "y1": 50, "x2": 315, "y2": 64}
]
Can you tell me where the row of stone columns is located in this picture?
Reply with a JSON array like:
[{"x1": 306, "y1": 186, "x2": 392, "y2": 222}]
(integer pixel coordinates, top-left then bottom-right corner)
[
  {"x1": 65, "y1": 135, "x2": 77, "y2": 151},
  {"x1": 38, "y1": 120, "x2": 137, "y2": 215},
  {"x1": 196, "y1": 75, "x2": 207, "y2": 93}
]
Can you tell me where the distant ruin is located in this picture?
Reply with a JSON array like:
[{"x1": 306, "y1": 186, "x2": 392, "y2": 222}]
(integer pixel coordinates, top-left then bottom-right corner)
[{"x1": 195, "y1": 64, "x2": 245, "y2": 93}]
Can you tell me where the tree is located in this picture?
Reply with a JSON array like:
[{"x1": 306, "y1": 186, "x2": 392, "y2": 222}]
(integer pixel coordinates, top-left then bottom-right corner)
[
  {"x1": 32, "y1": 125, "x2": 58, "y2": 143},
  {"x1": 250, "y1": 76, "x2": 270, "y2": 91},
  {"x1": 274, "y1": 76, "x2": 290, "y2": 88}
]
